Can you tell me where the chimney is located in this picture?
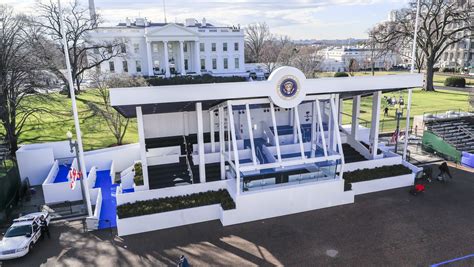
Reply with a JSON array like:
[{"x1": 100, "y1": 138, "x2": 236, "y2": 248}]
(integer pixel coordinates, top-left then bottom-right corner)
[
  {"x1": 202, "y1": 17, "x2": 207, "y2": 27},
  {"x1": 125, "y1": 17, "x2": 131, "y2": 27}
]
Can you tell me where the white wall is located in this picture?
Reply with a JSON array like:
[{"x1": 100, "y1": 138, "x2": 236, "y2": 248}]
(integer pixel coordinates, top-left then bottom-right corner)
[
  {"x1": 84, "y1": 143, "x2": 140, "y2": 172},
  {"x1": 16, "y1": 147, "x2": 55, "y2": 186}
]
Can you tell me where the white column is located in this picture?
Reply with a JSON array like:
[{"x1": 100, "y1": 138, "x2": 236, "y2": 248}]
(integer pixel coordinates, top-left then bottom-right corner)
[
  {"x1": 338, "y1": 97, "x2": 344, "y2": 125},
  {"x1": 315, "y1": 99, "x2": 328, "y2": 157},
  {"x1": 196, "y1": 103, "x2": 206, "y2": 183},
  {"x1": 219, "y1": 107, "x2": 225, "y2": 180},
  {"x1": 292, "y1": 109, "x2": 298, "y2": 144},
  {"x1": 270, "y1": 102, "x2": 282, "y2": 163},
  {"x1": 294, "y1": 107, "x2": 305, "y2": 159},
  {"x1": 351, "y1": 95, "x2": 361, "y2": 139},
  {"x1": 403, "y1": 90, "x2": 413, "y2": 160},
  {"x1": 163, "y1": 41, "x2": 170, "y2": 78},
  {"x1": 194, "y1": 41, "x2": 201, "y2": 74},
  {"x1": 210, "y1": 110, "x2": 215, "y2": 153},
  {"x1": 146, "y1": 41, "x2": 153, "y2": 76},
  {"x1": 370, "y1": 91, "x2": 382, "y2": 159},
  {"x1": 228, "y1": 103, "x2": 241, "y2": 195},
  {"x1": 310, "y1": 101, "x2": 317, "y2": 158},
  {"x1": 245, "y1": 104, "x2": 257, "y2": 166},
  {"x1": 330, "y1": 97, "x2": 345, "y2": 179},
  {"x1": 179, "y1": 41, "x2": 186, "y2": 75},
  {"x1": 136, "y1": 107, "x2": 149, "y2": 190}
]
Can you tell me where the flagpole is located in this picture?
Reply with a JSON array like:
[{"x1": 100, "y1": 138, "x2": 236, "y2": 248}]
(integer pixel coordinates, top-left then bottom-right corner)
[
  {"x1": 402, "y1": 0, "x2": 421, "y2": 160},
  {"x1": 58, "y1": 0, "x2": 93, "y2": 217}
]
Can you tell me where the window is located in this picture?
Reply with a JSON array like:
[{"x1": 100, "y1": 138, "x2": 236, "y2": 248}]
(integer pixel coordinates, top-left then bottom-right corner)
[
  {"x1": 211, "y1": 43, "x2": 216, "y2": 52},
  {"x1": 234, "y1": 42, "x2": 239, "y2": 51},
  {"x1": 200, "y1": 58, "x2": 206, "y2": 70},
  {"x1": 212, "y1": 58, "x2": 217, "y2": 69},
  {"x1": 184, "y1": 59, "x2": 189, "y2": 70},
  {"x1": 223, "y1": 42, "x2": 227, "y2": 52},
  {"x1": 120, "y1": 44, "x2": 126, "y2": 53},
  {"x1": 123, "y1": 61, "x2": 128, "y2": 72},
  {"x1": 223, "y1": 58, "x2": 228, "y2": 69},
  {"x1": 153, "y1": 43, "x2": 159, "y2": 53},
  {"x1": 136, "y1": 60, "x2": 142, "y2": 73},
  {"x1": 234, "y1": 57, "x2": 239, "y2": 69},
  {"x1": 183, "y1": 43, "x2": 188, "y2": 52},
  {"x1": 200, "y1": 43, "x2": 205, "y2": 52},
  {"x1": 133, "y1": 43, "x2": 139, "y2": 53},
  {"x1": 109, "y1": 61, "x2": 115, "y2": 72}
]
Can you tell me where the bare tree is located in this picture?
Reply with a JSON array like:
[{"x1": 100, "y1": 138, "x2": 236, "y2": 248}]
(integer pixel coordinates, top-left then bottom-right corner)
[
  {"x1": 87, "y1": 73, "x2": 147, "y2": 145},
  {"x1": 0, "y1": 5, "x2": 54, "y2": 157},
  {"x1": 370, "y1": 0, "x2": 473, "y2": 91},
  {"x1": 245, "y1": 22, "x2": 271, "y2": 63},
  {"x1": 346, "y1": 58, "x2": 359, "y2": 76},
  {"x1": 260, "y1": 35, "x2": 296, "y2": 73},
  {"x1": 33, "y1": 0, "x2": 125, "y2": 95},
  {"x1": 289, "y1": 46, "x2": 323, "y2": 78}
]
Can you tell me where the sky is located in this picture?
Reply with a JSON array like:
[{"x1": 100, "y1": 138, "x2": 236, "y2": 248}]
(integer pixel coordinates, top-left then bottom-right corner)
[{"x1": 4, "y1": 0, "x2": 410, "y2": 39}]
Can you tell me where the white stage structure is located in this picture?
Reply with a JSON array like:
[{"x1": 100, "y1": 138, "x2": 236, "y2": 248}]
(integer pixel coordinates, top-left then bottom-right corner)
[{"x1": 110, "y1": 66, "x2": 423, "y2": 234}]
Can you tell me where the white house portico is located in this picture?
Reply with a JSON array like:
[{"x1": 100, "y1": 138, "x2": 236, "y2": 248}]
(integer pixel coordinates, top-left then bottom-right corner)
[{"x1": 89, "y1": 18, "x2": 246, "y2": 77}]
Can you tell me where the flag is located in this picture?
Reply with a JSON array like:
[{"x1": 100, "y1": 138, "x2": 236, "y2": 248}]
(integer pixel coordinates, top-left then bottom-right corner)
[{"x1": 68, "y1": 168, "x2": 81, "y2": 190}]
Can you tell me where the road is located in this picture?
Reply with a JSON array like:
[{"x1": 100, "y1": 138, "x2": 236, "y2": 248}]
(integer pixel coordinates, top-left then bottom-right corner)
[{"x1": 2, "y1": 164, "x2": 474, "y2": 266}]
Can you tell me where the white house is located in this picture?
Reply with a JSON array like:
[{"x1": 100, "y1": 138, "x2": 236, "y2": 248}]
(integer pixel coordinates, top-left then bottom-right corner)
[
  {"x1": 88, "y1": 17, "x2": 246, "y2": 77},
  {"x1": 318, "y1": 46, "x2": 401, "y2": 72}
]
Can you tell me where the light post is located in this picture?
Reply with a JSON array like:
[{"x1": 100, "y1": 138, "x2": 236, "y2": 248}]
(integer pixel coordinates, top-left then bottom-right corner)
[
  {"x1": 394, "y1": 108, "x2": 403, "y2": 154},
  {"x1": 66, "y1": 131, "x2": 89, "y2": 215}
]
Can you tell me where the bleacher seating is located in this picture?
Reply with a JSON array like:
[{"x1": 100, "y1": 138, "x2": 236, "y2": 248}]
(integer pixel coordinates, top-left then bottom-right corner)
[{"x1": 426, "y1": 117, "x2": 474, "y2": 153}]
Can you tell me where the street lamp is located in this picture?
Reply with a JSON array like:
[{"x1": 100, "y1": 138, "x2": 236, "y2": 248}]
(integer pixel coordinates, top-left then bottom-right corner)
[{"x1": 66, "y1": 131, "x2": 89, "y2": 215}]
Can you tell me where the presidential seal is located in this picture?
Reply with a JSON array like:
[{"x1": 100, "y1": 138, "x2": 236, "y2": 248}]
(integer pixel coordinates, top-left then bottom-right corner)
[{"x1": 277, "y1": 76, "x2": 300, "y2": 99}]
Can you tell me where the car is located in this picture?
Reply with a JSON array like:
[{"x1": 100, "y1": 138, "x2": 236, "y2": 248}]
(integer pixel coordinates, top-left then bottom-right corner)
[{"x1": 0, "y1": 212, "x2": 50, "y2": 260}]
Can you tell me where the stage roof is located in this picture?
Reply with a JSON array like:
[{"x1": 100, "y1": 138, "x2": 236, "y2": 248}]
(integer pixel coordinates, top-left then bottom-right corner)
[{"x1": 110, "y1": 70, "x2": 424, "y2": 118}]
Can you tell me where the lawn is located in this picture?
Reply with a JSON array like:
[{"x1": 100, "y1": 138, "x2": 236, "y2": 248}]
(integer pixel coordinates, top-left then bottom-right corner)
[
  {"x1": 0, "y1": 71, "x2": 471, "y2": 151},
  {"x1": 7, "y1": 90, "x2": 138, "y2": 151},
  {"x1": 341, "y1": 88, "x2": 471, "y2": 133}
]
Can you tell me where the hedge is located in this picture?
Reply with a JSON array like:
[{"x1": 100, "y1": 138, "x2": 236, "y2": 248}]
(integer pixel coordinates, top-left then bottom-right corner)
[
  {"x1": 133, "y1": 162, "x2": 144, "y2": 186},
  {"x1": 147, "y1": 75, "x2": 246, "y2": 86},
  {"x1": 334, "y1": 72, "x2": 349, "y2": 77},
  {"x1": 444, "y1": 77, "x2": 466, "y2": 88},
  {"x1": 116, "y1": 189, "x2": 235, "y2": 219},
  {"x1": 344, "y1": 164, "x2": 412, "y2": 184}
]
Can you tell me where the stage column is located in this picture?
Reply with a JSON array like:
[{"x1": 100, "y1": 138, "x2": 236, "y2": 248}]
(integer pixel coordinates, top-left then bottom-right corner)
[
  {"x1": 228, "y1": 103, "x2": 241, "y2": 195},
  {"x1": 196, "y1": 102, "x2": 206, "y2": 183},
  {"x1": 351, "y1": 95, "x2": 361, "y2": 140},
  {"x1": 210, "y1": 110, "x2": 215, "y2": 153},
  {"x1": 370, "y1": 91, "x2": 382, "y2": 159},
  {"x1": 245, "y1": 104, "x2": 257, "y2": 166},
  {"x1": 219, "y1": 107, "x2": 225, "y2": 180},
  {"x1": 270, "y1": 102, "x2": 282, "y2": 163},
  {"x1": 310, "y1": 101, "x2": 317, "y2": 158},
  {"x1": 136, "y1": 106, "x2": 149, "y2": 190}
]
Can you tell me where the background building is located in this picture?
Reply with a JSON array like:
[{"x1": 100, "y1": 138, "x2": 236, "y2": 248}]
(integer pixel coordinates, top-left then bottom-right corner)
[
  {"x1": 88, "y1": 17, "x2": 246, "y2": 77},
  {"x1": 317, "y1": 46, "x2": 400, "y2": 72}
]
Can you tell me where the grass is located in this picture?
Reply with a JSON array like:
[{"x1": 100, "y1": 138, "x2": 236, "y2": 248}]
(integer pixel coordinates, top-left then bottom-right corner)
[
  {"x1": 2, "y1": 90, "x2": 138, "y2": 151},
  {"x1": 0, "y1": 71, "x2": 472, "y2": 151},
  {"x1": 341, "y1": 88, "x2": 471, "y2": 133}
]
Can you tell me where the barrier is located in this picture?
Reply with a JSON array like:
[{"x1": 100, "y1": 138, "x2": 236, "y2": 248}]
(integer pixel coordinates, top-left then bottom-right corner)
[{"x1": 422, "y1": 131, "x2": 461, "y2": 162}]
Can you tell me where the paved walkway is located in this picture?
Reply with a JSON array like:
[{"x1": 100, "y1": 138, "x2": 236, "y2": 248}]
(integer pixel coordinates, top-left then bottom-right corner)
[{"x1": 2, "y1": 164, "x2": 474, "y2": 266}]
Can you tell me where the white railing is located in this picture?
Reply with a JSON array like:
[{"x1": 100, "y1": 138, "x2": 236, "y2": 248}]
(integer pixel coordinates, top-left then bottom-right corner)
[
  {"x1": 87, "y1": 166, "x2": 97, "y2": 189},
  {"x1": 43, "y1": 160, "x2": 59, "y2": 185},
  {"x1": 109, "y1": 160, "x2": 115, "y2": 184},
  {"x1": 93, "y1": 188, "x2": 103, "y2": 218}
]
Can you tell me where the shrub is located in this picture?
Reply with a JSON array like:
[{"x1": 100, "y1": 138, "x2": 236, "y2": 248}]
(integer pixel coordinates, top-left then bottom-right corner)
[
  {"x1": 444, "y1": 76, "x2": 466, "y2": 88},
  {"x1": 147, "y1": 75, "x2": 246, "y2": 86},
  {"x1": 344, "y1": 164, "x2": 412, "y2": 184},
  {"x1": 133, "y1": 162, "x2": 144, "y2": 186},
  {"x1": 442, "y1": 67, "x2": 456, "y2": 73},
  {"x1": 334, "y1": 72, "x2": 349, "y2": 78},
  {"x1": 116, "y1": 189, "x2": 235, "y2": 219}
]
